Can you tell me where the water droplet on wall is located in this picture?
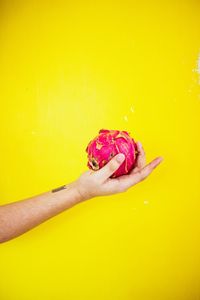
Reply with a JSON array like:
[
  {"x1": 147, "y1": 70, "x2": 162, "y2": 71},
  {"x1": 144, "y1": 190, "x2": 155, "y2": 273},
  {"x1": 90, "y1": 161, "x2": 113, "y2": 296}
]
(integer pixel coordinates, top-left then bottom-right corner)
[
  {"x1": 124, "y1": 115, "x2": 128, "y2": 122},
  {"x1": 197, "y1": 53, "x2": 200, "y2": 74}
]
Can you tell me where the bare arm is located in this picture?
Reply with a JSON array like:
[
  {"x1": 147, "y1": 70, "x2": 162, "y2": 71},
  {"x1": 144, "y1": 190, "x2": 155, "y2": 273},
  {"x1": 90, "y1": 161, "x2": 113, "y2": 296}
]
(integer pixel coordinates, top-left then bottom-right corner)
[
  {"x1": 0, "y1": 142, "x2": 163, "y2": 243},
  {"x1": 0, "y1": 182, "x2": 81, "y2": 243}
]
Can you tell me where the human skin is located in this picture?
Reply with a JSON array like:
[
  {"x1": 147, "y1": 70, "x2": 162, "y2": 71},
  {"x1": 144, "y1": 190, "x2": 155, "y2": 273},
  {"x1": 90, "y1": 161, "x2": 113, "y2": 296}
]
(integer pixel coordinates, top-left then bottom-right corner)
[{"x1": 0, "y1": 142, "x2": 163, "y2": 243}]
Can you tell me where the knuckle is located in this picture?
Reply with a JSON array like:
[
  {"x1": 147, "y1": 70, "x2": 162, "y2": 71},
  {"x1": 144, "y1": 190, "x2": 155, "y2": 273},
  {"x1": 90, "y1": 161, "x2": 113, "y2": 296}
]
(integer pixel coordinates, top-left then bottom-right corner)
[
  {"x1": 140, "y1": 175, "x2": 146, "y2": 181},
  {"x1": 109, "y1": 161, "x2": 118, "y2": 172},
  {"x1": 118, "y1": 186, "x2": 126, "y2": 193},
  {"x1": 93, "y1": 177, "x2": 100, "y2": 185},
  {"x1": 139, "y1": 170, "x2": 146, "y2": 181}
]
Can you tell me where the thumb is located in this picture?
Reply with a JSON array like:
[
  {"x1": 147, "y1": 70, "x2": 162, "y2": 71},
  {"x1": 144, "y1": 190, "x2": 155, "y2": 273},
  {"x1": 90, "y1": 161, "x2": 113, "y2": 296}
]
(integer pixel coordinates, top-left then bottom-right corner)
[{"x1": 96, "y1": 153, "x2": 125, "y2": 180}]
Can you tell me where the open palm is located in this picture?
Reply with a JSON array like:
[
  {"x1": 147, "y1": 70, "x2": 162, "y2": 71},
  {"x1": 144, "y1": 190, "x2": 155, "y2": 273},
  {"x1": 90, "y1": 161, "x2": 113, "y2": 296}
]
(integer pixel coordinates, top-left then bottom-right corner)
[{"x1": 76, "y1": 142, "x2": 163, "y2": 201}]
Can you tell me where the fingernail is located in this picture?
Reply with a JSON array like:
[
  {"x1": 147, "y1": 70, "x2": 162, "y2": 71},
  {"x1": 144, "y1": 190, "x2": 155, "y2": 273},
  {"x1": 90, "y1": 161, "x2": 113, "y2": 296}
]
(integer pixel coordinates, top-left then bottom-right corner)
[{"x1": 116, "y1": 153, "x2": 125, "y2": 163}]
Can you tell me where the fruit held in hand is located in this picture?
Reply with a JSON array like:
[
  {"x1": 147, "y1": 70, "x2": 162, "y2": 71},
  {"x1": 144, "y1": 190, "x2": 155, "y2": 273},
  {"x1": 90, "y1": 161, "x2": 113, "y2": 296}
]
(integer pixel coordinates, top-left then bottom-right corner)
[{"x1": 86, "y1": 129, "x2": 138, "y2": 178}]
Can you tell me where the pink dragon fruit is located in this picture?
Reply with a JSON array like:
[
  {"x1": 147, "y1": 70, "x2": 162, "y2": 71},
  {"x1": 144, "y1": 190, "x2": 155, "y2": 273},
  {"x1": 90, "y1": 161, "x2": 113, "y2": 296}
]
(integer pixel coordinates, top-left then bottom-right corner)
[{"x1": 86, "y1": 129, "x2": 138, "y2": 178}]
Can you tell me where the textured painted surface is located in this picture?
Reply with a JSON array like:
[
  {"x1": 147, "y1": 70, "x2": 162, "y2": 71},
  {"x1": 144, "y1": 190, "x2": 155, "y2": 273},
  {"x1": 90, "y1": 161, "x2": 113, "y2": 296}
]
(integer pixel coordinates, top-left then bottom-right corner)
[{"x1": 0, "y1": 1, "x2": 200, "y2": 299}]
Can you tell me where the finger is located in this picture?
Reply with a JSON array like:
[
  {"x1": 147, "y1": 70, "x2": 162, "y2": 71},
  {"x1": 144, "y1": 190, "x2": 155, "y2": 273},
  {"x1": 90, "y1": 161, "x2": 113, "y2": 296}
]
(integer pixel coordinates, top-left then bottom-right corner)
[
  {"x1": 132, "y1": 141, "x2": 146, "y2": 172},
  {"x1": 133, "y1": 156, "x2": 163, "y2": 185},
  {"x1": 95, "y1": 153, "x2": 125, "y2": 181},
  {"x1": 118, "y1": 156, "x2": 163, "y2": 190}
]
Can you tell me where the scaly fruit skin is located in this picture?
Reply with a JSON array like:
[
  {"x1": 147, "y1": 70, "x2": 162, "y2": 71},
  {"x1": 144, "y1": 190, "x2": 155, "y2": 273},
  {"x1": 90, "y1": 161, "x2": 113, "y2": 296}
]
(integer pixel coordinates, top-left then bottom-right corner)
[{"x1": 86, "y1": 129, "x2": 138, "y2": 178}]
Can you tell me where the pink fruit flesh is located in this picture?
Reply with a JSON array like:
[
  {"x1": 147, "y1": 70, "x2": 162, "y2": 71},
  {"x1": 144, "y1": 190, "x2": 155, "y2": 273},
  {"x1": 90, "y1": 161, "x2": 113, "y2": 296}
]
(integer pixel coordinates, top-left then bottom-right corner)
[{"x1": 86, "y1": 129, "x2": 138, "y2": 178}]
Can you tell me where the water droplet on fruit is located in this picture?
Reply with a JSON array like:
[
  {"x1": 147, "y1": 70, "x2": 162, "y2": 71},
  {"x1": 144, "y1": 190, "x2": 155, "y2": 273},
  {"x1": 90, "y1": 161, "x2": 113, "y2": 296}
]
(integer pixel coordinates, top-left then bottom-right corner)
[{"x1": 131, "y1": 207, "x2": 137, "y2": 211}]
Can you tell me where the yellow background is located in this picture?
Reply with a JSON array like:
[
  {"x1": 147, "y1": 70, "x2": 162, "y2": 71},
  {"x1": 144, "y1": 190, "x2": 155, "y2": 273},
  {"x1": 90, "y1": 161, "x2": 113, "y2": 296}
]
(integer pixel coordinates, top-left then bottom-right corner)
[{"x1": 0, "y1": 0, "x2": 200, "y2": 299}]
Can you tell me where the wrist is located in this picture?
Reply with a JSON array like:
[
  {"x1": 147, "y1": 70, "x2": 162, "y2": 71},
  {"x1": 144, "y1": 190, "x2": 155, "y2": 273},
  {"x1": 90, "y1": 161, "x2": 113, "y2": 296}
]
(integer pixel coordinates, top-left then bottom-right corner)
[
  {"x1": 52, "y1": 182, "x2": 84, "y2": 206},
  {"x1": 73, "y1": 180, "x2": 92, "y2": 202},
  {"x1": 65, "y1": 181, "x2": 85, "y2": 204}
]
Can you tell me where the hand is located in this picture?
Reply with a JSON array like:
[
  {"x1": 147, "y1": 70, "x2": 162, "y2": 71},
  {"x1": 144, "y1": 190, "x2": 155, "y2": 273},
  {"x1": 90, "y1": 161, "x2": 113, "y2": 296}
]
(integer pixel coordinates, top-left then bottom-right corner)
[{"x1": 75, "y1": 142, "x2": 163, "y2": 201}]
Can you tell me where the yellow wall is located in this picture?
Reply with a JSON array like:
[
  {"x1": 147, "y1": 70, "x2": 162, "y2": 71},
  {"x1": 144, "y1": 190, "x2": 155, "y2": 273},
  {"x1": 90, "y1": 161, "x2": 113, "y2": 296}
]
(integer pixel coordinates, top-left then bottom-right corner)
[{"x1": 0, "y1": 1, "x2": 200, "y2": 299}]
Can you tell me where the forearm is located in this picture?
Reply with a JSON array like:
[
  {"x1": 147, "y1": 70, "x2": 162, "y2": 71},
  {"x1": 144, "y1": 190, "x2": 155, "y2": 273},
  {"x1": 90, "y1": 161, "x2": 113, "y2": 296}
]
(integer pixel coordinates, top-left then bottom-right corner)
[
  {"x1": 0, "y1": 182, "x2": 82, "y2": 243},
  {"x1": 0, "y1": 146, "x2": 162, "y2": 243}
]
